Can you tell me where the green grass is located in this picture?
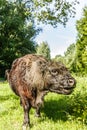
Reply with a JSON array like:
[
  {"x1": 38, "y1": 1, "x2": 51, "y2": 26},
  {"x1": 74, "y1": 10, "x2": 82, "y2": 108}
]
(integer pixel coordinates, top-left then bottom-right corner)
[{"x1": 0, "y1": 76, "x2": 87, "y2": 130}]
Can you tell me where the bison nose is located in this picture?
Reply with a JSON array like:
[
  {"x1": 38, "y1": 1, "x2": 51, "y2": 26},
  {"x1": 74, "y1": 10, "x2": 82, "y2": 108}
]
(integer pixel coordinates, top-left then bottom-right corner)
[{"x1": 68, "y1": 79, "x2": 75, "y2": 86}]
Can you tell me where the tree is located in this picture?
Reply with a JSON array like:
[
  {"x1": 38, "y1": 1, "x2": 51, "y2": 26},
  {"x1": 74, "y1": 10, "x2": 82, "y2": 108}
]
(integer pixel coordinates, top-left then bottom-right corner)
[
  {"x1": 66, "y1": 7, "x2": 87, "y2": 74},
  {"x1": 0, "y1": 0, "x2": 40, "y2": 77},
  {"x1": 26, "y1": 0, "x2": 79, "y2": 27},
  {"x1": 74, "y1": 7, "x2": 87, "y2": 73},
  {"x1": 53, "y1": 55, "x2": 65, "y2": 63},
  {"x1": 64, "y1": 43, "x2": 76, "y2": 70},
  {"x1": 36, "y1": 42, "x2": 51, "y2": 60}
]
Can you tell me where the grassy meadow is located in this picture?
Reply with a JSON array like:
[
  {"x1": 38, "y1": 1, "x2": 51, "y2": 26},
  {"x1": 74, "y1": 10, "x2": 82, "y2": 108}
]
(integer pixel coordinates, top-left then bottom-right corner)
[{"x1": 0, "y1": 76, "x2": 87, "y2": 130}]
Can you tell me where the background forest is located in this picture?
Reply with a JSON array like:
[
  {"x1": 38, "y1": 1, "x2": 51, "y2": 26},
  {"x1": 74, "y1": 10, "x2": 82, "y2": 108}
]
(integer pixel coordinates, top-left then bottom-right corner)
[
  {"x1": 52, "y1": 6, "x2": 87, "y2": 75},
  {"x1": 0, "y1": 0, "x2": 85, "y2": 77}
]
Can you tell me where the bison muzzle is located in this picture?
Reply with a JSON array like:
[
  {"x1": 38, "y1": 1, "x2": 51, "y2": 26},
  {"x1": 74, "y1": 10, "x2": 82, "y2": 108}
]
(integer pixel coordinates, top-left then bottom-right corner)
[{"x1": 6, "y1": 54, "x2": 76, "y2": 130}]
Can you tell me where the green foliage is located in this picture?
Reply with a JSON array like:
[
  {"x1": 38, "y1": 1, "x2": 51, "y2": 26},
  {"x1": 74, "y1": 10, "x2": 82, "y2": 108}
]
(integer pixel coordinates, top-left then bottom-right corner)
[
  {"x1": 64, "y1": 43, "x2": 75, "y2": 57},
  {"x1": 0, "y1": 76, "x2": 87, "y2": 130},
  {"x1": 31, "y1": 0, "x2": 79, "y2": 27},
  {"x1": 53, "y1": 44, "x2": 77, "y2": 72},
  {"x1": 67, "y1": 76, "x2": 87, "y2": 124},
  {"x1": 63, "y1": 7, "x2": 87, "y2": 74},
  {"x1": 0, "y1": 0, "x2": 40, "y2": 77},
  {"x1": 36, "y1": 41, "x2": 51, "y2": 60},
  {"x1": 67, "y1": 90, "x2": 87, "y2": 124},
  {"x1": 53, "y1": 55, "x2": 65, "y2": 64},
  {"x1": 64, "y1": 43, "x2": 76, "y2": 71},
  {"x1": 73, "y1": 7, "x2": 87, "y2": 74},
  {"x1": 82, "y1": 48, "x2": 87, "y2": 68}
]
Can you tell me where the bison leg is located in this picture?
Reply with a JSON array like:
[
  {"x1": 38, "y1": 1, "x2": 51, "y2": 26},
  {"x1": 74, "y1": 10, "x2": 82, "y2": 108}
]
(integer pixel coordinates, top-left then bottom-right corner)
[
  {"x1": 35, "y1": 91, "x2": 46, "y2": 117},
  {"x1": 21, "y1": 96, "x2": 31, "y2": 130},
  {"x1": 34, "y1": 91, "x2": 43, "y2": 117},
  {"x1": 35, "y1": 103, "x2": 41, "y2": 117},
  {"x1": 35, "y1": 91, "x2": 48, "y2": 117}
]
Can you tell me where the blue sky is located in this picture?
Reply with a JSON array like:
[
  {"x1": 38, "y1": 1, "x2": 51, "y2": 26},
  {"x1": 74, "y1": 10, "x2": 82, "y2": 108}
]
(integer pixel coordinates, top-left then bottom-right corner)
[{"x1": 35, "y1": 0, "x2": 87, "y2": 58}]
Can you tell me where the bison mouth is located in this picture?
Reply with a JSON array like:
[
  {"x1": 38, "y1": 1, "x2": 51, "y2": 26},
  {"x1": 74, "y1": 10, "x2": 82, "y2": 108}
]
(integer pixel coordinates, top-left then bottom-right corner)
[{"x1": 49, "y1": 86, "x2": 75, "y2": 95}]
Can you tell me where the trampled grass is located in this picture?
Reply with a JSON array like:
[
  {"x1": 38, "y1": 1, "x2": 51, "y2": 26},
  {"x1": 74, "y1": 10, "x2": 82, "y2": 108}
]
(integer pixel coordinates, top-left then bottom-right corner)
[{"x1": 0, "y1": 76, "x2": 87, "y2": 130}]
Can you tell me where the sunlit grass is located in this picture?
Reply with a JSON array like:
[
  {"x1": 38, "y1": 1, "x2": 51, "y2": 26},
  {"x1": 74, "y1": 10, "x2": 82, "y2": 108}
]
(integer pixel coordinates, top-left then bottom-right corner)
[{"x1": 0, "y1": 77, "x2": 87, "y2": 130}]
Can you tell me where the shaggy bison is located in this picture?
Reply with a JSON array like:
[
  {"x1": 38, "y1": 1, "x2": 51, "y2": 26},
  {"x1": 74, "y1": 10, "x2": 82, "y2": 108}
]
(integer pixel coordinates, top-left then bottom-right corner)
[{"x1": 6, "y1": 54, "x2": 76, "y2": 129}]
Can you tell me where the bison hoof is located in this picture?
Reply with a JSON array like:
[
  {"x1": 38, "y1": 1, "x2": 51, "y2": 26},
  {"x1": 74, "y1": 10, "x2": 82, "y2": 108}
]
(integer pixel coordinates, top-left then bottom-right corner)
[
  {"x1": 22, "y1": 124, "x2": 30, "y2": 130},
  {"x1": 35, "y1": 113, "x2": 41, "y2": 117}
]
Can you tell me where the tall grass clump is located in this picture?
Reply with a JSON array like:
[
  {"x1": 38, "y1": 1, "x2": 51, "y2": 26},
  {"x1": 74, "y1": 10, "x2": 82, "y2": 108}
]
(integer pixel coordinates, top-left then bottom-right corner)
[{"x1": 66, "y1": 76, "x2": 87, "y2": 124}]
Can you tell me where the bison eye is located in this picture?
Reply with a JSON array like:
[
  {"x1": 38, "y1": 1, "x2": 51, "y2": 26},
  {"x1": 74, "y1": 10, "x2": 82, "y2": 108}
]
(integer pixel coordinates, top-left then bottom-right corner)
[{"x1": 51, "y1": 69, "x2": 58, "y2": 76}]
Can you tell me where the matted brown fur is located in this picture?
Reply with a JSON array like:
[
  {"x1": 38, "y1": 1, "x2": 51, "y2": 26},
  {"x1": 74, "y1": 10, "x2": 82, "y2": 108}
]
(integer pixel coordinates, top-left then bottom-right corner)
[{"x1": 6, "y1": 54, "x2": 76, "y2": 129}]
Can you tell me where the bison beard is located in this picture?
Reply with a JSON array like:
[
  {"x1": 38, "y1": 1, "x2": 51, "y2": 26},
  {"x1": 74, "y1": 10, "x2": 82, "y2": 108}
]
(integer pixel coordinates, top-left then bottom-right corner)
[{"x1": 6, "y1": 54, "x2": 76, "y2": 130}]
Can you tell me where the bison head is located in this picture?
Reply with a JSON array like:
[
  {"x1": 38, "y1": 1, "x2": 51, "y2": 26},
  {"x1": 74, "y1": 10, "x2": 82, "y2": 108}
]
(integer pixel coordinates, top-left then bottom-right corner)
[
  {"x1": 45, "y1": 61, "x2": 76, "y2": 95},
  {"x1": 29, "y1": 58, "x2": 76, "y2": 95}
]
